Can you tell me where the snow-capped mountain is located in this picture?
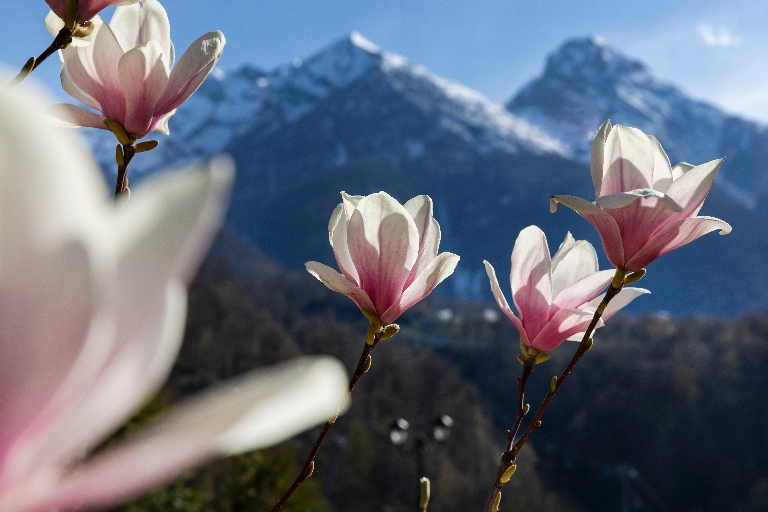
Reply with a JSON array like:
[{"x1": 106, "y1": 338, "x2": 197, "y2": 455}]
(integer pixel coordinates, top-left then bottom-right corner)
[
  {"x1": 90, "y1": 32, "x2": 565, "y2": 182},
  {"x1": 507, "y1": 36, "x2": 768, "y2": 211},
  {"x1": 84, "y1": 33, "x2": 768, "y2": 315}
]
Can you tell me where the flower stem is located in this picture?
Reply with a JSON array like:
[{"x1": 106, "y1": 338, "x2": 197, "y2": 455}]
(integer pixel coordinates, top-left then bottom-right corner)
[
  {"x1": 482, "y1": 267, "x2": 628, "y2": 512},
  {"x1": 269, "y1": 329, "x2": 382, "y2": 512},
  {"x1": 115, "y1": 144, "x2": 135, "y2": 201},
  {"x1": 7, "y1": 28, "x2": 74, "y2": 89},
  {"x1": 506, "y1": 357, "x2": 534, "y2": 451}
]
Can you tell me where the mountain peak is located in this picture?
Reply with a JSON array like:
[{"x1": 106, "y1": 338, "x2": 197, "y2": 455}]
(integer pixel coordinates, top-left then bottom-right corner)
[{"x1": 543, "y1": 36, "x2": 651, "y2": 86}]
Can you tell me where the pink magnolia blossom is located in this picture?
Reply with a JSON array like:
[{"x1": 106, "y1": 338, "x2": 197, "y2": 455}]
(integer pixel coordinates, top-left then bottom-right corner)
[
  {"x1": 48, "y1": 0, "x2": 225, "y2": 139},
  {"x1": 45, "y1": 0, "x2": 139, "y2": 24},
  {"x1": 484, "y1": 226, "x2": 648, "y2": 353},
  {"x1": 306, "y1": 192, "x2": 460, "y2": 324},
  {"x1": 551, "y1": 121, "x2": 731, "y2": 272},
  {"x1": 0, "y1": 87, "x2": 348, "y2": 512}
]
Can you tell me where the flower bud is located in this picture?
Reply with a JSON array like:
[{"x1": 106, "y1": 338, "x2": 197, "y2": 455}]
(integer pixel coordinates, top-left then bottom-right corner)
[
  {"x1": 103, "y1": 119, "x2": 131, "y2": 146},
  {"x1": 551, "y1": 376, "x2": 558, "y2": 392},
  {"x1": 493, "y1": 492, "x2": 502, "y2": 511},
  {"x1": 115, "y1": 145, "x2": 124, "y2": 167},
  {"x1": 516, "y1": 355, "x2": 525, "y2": 366},
  {"x1": 522, "y1": 404, "x2": 530, "y2": 415},
  {"x1": 304, "y1": 460, "x2": 315, "y2": 479},
  {"x1": 624, "y1": 268, "x2": 646, "y2": 285},
  {"x1": 135, "y1": 140, "x2": 159, "y2": 153},
  {"x1": 362, "y1": 354, "x2": 372, "y2": 374},
  {"x1": 500, "y1": 464, "x2": 517, "y2": 483},
  {"x1": 380, "y1": 324, "x2": 399, "y2": 340},
  {"x1": 584, "y1": 337, "x2": 594, "y2": 352},
  {"x1": 534, "y1": 353, "x2": 551, "y2": 364},
  {"x1": 419, "y1": 477, "x2": 431, "y2": 510}
]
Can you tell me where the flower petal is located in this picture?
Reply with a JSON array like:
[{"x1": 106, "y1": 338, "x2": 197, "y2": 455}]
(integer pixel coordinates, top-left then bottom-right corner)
[
  {"x1": 305, "y1": 261, "x2": 375, "y2": 314},
  {"x1": 625, "y1": 216, "x2": 732, "y2": 271},
  {"x1": 61, "y1": 19, "x2": 127, "y2": 123},
  {"x1": 551, "y1": 236, "x2": 600, "y2": 299},
  {"x1": 601, "y1": 125, "x2": 654, "y2": 195},
  {"x1": 329, "y1": 203, "x2": 360, "y2": 284},
  {"x1": 46, "y1": 104, "x2": 107, "y2": 130},
  {"x1": 380, "y1": 252, "x2": 459, "y2": 324},
  {"x1": 403, "y1": 195, "x2": 440, "y2": 289},
  {"x1": 154, "y1": 31, "x2": 226, "y2": 115},
  {"x1": 151, "y1": 109, "x2": 175, "y2": 135},
  {"x1": 551, "y1": 195, "x2": 626, "y2": 268},
  {"x1": 511, "y1": 226, "x2": 552, "y2": 339},
  {"x1": 596, "y1": 189, "x2": 682, "y2": 212},
  {"x1": 671, "y1": 162, "x2": 694, "y2": 181},
  {"x1": 345, "y1": 192, "x2": 419, "y2": 315},
  {"x1": 110, "y1": 0, "x2": 171, "y2": 57},
  {"x1": 61, "y1": 64, "x2": 101, "y2": 110},
  {"x1": 530, "y1": 308, "x2": 595, "y2": 353},
  {"x1": 39, "y1": 357, "x2": 348, "y2": 512},
  {"x1": 665, "y1": 158, "x2": 723, "y2": 218},
  {"x1": 118, "y1": 40, "x2": 170, "y2": 137},
  {"x1": 590, "y1": 119, "x2": 611, "y2": 197},
  {"x1": 553, "y1": 270, "x2": 614, "y2": 310},
  {"x1": 649, "y1": 136, "x2": 673, "y2": 192},
  {"x1": 579, "y1": 287, "x2": 650, "y2": 321},
  {"x1": 483, "y1": 261, "x2": 527, "y2": 344},
  {"x1": 79, "y1": 0, "x2": 142, "y2": 21}
]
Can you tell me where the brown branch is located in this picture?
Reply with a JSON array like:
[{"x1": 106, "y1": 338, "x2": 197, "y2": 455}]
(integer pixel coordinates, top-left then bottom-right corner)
[
  {"x1": 482, "y1": 267, "x2": 628, "y2": 512},
  {"x1": 506, "y1": 357, "x2": 534, "y2": 451},
  {"x1": 114, "y1": 144, "x2": 135, "y2": 201},
  {"x1": 7, "y1": 28, "x2": 73, "y2": 89},
  {"x1": 269, "y1": 331, "x2": 380, "y2": 512}
]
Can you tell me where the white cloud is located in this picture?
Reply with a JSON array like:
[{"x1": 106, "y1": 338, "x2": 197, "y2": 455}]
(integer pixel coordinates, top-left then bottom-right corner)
[{"x1": 697, "y1": 24, "x2": 742, "y2": 47}]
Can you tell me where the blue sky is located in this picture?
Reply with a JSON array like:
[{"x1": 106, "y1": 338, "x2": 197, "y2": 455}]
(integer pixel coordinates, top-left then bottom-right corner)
[{"x1": 4, "y1": 0, "x2": 768, "y2": 121}]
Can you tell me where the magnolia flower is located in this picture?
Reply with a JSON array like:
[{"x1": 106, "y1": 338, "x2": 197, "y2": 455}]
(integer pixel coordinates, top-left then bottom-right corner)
[
  {"x1": 46, "y1": 0, "x2": 140, "y2": 24},
  {"x1": 551, "y1": 121, "x2": 731, "y2": 272},
  {"x1": 48, "y1": 0, "x2": 225, "y2": 139},
  {"x1": 484, "y1": 226, "x2": 648, "y2": 353},
  {"x1": 306, "y1": 192, "x2": 460, "y2": 324},
  {"x1": 0, "y1": 87, "x2": 348, "y2": 511}
]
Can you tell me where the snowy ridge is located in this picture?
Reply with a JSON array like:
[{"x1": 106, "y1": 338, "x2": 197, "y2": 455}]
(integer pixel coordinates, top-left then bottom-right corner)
[
  {"x1": 507, "y1": 36, "x2": 768, "y2": 209},
  {"x1": 89, "y1": 32, "x2": 565, "y2": 179}
]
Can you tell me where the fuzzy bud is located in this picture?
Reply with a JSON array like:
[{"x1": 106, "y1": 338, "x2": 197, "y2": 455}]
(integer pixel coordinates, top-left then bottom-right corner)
[
  {"x1": 500, "y1": 464, "x2": 517, "y2": 483},
  {"x1": 516, "y1": 355, "x2": 525, "y2": 366},
  {"x1": 419, "y1": 477, "x2": 431, "y2": 510},
  {"x1": 523, "y1": 403, "x2": 530, "y2": 415},
  {"x1": 624, "y1": 268, "x2": 646, "y2": 285},
  {"x1": 115, "y1": 145, "x2": 124, "y2": 167},
  {"x1": 134, "y1": 140, "x2": 159, "y2": 153},
  {"x1": 380, "y1": 324, "x2": 399, "y2": 340},
  {"x1": 362, "y1": 354, "x2": 372, "y2": 374},
  {"x1": 534, "y1": 353, "x2": 551, "y2": 364},
  {"x1": 550, "y1": 376, "x2": 558, "y2": 392}
]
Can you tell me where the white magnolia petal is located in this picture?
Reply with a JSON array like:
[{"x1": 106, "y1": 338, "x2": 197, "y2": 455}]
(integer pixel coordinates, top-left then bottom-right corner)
[
  {"x1": 61, "y1": 64, "x2": 101, "y2": 110},
  {"x1": 305, "y1": 261, "x2": 375, "y2": 314},
  {"x1": 580, "y1": 287, "x2": 651, "y2": 319},
  {"x1": 46, "y1": 104, "x2": 107, "y2": 130},
  {"x1": 671, "y1": 162, "x2": 694, "y2": 181},
  {"x1": 152, "y1": 109, "x2": 175, "y2": 135},
  {"x1": 341, "y1": 191, "x2": 365, "y2": 219},
  {"x1": 553, "y1": 270, "x2": 614, "y2": 310},
  {"x1": 596, "y1": 189, "x2": 682, "y2": 212},
  {"x1": 329, "y1": 203, "x2": 359, "y2": 284},
  {"x1": 483, "y1": 260, "x2": 527, "y2": 343},
  {"x1": 510, "y1": 226, "x2": 552, "y2": 336},
  {"x1": 550, "y1": 238, "x2": 600, "y2": 298},
  {"x1": 154, "y1": 31, "x2": 226, "y2": 115},
  {"x1": 602, "y1": 125, "x2": 655, "y2": 195},
  {"x1": 118, "y1": 40, "x2": 170, "y2": 136},
  {"x1": 403, "y1": 195, "x2": 440, "y2": 288},
  {"x1": 649, "y1": 136, "x2": 673, "y2": 192},
  {"x1": 381, "y1": 252, "x2": 459, "y2": 324},
  {"x1": 346, "y1": 192, "x2": 419, "y2": 314},
  {"x1": 41, "y1": 358, "x2": 348, "y2": 512},
  {"x1": 110, "y1": 0, "x2": 172, "y2": 56},
  {"x1": 590, "y1": 119, "x2": 611, "y2": 196},
  {"x1": 550, "y1": 232, "x2": 576, "y2": 272},
  {"x1": 45, "y1": 10, "x2": 65, "y2": 38}
]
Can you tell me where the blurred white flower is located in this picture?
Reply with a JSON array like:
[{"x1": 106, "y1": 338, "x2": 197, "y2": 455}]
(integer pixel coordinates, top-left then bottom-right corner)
[{"x1": 0, "y1": 86, "x2": 348, "y2": 512}]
